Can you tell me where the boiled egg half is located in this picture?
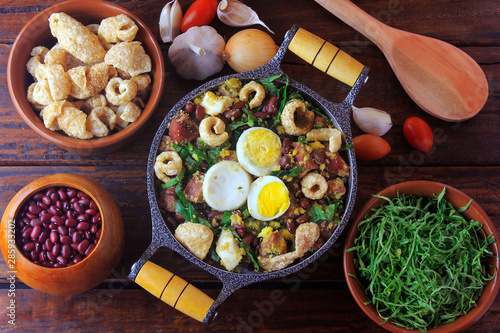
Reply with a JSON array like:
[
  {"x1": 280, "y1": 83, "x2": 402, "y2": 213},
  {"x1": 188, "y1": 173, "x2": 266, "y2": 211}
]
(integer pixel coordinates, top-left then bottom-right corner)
[
  {"x1": 203, "y1": 161, "x2": 252, "y2": 211},
  {"x1": 247, "y1": 176, "x2": 290, "y2": 221},
  {"x1": 236, "y1": 127, "x2": 282, "y2": 176}
]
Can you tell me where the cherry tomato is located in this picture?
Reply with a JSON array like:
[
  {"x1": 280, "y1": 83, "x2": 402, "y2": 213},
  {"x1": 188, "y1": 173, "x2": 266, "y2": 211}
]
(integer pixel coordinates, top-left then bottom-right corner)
[
  {"x1": 181, "y1": 0, "x2": 218, "y2": 33},
  {"x1": 353, "y1": 134, "x2": 391, "y2": 161},
  {"x1": 403, "y1": 117, "x2": 433, "y2": 152}
]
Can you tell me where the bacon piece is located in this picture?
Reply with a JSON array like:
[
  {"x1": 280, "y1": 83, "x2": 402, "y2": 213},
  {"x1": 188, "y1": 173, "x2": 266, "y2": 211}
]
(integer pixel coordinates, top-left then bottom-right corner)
[
  {"x1": 183, "y1": 172, "x2": 205, "y2": 203},
  {"x1": 325, "y1": 150, "x2": 349, "y2": 177},
  {"x1": 169, "y1": 113, "x2": 199, "y2": 144},
  {"x1": 159, "y1": 188, "x2": 177, "y2": 212}
]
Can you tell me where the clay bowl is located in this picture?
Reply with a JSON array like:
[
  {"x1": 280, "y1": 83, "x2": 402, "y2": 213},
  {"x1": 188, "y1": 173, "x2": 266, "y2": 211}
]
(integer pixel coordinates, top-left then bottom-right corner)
[
  {"x1": 344, "y1": 181, "x2": 500, "y2": 333},
  {"x1": 7, "y1": 0, "x2": 165, "y2": 156},
  {"x1": 0, "y1": 174, "x2": 124, "y2": 295}
]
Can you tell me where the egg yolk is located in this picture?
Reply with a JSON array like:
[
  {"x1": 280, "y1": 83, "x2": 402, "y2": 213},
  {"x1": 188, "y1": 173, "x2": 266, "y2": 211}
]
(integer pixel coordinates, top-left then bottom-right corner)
[
  {"x1": 242, "y1": 129, "x2": 281, "y2": 168},
  {"x1": 256, "y1": 182, "x2": 290, "y2": 218}
]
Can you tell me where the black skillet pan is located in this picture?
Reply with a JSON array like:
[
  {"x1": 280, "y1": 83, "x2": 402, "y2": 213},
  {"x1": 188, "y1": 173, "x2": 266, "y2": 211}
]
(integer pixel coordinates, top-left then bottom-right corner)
[{"x1": 128, "y1": 25, "x2": 369, "y2": 323}]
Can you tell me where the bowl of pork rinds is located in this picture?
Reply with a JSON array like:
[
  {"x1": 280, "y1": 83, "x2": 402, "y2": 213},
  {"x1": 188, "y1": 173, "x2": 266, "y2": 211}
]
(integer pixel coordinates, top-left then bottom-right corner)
[{"x1": 7, "y1": 0, "x2": 165, "y2": 156}]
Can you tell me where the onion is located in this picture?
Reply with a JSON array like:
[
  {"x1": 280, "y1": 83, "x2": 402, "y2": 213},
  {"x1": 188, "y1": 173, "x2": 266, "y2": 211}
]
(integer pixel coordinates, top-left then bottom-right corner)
[{"x1": 222, "y1": 29, "x2": 278, "y2": 73}]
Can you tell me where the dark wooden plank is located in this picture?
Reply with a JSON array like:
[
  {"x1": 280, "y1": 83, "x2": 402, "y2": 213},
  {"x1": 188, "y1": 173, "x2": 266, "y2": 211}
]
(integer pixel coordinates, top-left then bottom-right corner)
[{"x1": 1, "y1": 0, "x2": 500, "y2": 44}]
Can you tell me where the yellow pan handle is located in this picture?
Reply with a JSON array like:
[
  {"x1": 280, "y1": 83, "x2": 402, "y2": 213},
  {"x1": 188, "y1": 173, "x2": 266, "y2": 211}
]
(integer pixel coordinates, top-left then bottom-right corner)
[
  {"x1": 135, "y1": 261, "x2": 214, "y2": 323},
  {"x1": 288, "y1": 28, "x2": 364, "y2": 87}
]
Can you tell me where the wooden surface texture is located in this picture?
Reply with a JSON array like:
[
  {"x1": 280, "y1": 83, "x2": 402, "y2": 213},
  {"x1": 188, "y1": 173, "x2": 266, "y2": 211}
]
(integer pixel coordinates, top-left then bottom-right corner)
[{"x1": 0, "y1": 0, "x2": 499, "y2": 332}]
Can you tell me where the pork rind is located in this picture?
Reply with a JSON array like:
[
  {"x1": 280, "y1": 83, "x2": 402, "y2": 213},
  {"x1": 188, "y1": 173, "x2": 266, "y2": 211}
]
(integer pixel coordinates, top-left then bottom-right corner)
[
  {"x1": 116, "y1": 102, "x2": 142, "y2": 128},
  {"x1": 40, "y1": 101, "x2": 65, "y2": 131},
  {"x1": 105, "y1": 77, "x2": 137, "y2": 106},
  {"x1": 59, "y1": 106, "x2": 93, "y2": 139},
  {"x1": 49, "y1": 12, "x2": 106, "y2": 64},
  {"x1": 86, "y1": 106, "x2": 117, "y2": 137},
  {"x1": 45, "y1": 46, "x2": 67, "y2": 70},
  {"x1": 67, "y1": 62, "x2": 109, "y2": 99},
  {"x1": 130, "y1": 74, "x2": 151, "y2": 98},
  {"x1": 82, "y1": 94, "x2": 107, "y2": 114},
  {"x1": 174, "y1": 222, "x2": 214, "y2": 260},
  {"x1": 98, "y1": 14, "x2": 138, "y2": 43},
  {"x1": 35, "y1": 64, "x2": 71, "y2": 101},
  {"x1": 27, "y1": 46, "x2": 48, "y2": 78},
  {"x1": 104, "y1": 41, "x2": 151, "y2": 77}
]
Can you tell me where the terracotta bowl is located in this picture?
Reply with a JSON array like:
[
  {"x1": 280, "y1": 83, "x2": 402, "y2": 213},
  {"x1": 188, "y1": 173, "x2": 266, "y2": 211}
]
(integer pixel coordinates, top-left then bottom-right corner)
[
  {"x1": 0, "y1": 174, "x2": 124, "y2": 295},
  {"x1": 7, "y1": 0, "x2": 165, "y2": 156},
  {"x1": 344, "y1": 181, "x2": 500, "y2": 333}
]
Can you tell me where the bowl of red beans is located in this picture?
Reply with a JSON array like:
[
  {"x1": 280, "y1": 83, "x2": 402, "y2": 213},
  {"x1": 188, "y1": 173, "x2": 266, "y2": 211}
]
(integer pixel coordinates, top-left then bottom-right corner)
[{"x1": 0, "y1": 173, "x2": 124, "y2": 295}]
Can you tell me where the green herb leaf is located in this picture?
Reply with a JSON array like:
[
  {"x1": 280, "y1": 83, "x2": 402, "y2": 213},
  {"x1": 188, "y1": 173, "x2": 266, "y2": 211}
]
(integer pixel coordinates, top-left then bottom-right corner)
[
  {"x1": 350, "y1": 189, "x2": 496, "y2": 332},
  {"x1": 269, "y1": 167, "x2": 303, "y2": 178},
  {"x1": 227, "y1": 226, "x2": 260, "y2": 272},
  {"x1": 161, "y1": 167, "x2": 186, "y2": 189}
]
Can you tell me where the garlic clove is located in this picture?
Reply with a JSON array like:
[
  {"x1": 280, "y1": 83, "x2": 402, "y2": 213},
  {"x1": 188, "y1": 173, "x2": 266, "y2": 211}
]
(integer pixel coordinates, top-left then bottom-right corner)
[
  {"x1": 352, "y1": 106, "x2": 393, "y2": 136},
  {"x1": 217, "y1": 0, "x2": 274, "y2": 34},
  {"x1": 159, "y1": 0, "x2": 183, "y2": 43}
]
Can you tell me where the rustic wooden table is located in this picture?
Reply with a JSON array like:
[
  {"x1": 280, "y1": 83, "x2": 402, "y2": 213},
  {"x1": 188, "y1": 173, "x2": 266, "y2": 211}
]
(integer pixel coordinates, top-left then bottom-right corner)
[{"x1": 0, "y1": 0, "x2": 499, "y2": 332}]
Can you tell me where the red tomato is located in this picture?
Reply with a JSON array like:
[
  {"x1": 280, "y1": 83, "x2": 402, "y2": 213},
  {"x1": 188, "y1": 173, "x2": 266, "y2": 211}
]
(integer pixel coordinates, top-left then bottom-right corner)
[
  {"x1": 353, "y1": 134, "x2": 391, "y2": 161},
  {"x1": 181, "y1": 0, "x2": 218, "y2": 33},
  {"x1": 403, "y1": 117, "x2": 433, "y2": 152}
]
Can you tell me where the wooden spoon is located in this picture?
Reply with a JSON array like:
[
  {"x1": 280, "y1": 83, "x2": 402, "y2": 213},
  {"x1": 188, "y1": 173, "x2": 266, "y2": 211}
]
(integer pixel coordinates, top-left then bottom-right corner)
[{"x1": 315, "y1": 0, "x2": 488, "y2": 121}]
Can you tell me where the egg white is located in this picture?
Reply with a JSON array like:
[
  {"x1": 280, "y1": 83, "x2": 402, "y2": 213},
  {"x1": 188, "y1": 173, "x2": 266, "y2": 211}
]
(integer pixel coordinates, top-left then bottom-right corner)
[
  {"x1": 247, "y1": 176, "x2": 290, "y2": 221},
  {"x1": 236, "y1": 127, "x2": 282, "y2": 176},
  {"x1": 202, "y1": 161, "x2": 252, "y2": 211}
]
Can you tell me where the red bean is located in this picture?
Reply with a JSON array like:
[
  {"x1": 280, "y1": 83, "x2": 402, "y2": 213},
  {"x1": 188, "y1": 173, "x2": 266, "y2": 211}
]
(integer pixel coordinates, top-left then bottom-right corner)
[
  {"x1": 61, "y1": 244, "x2": 72, "y2": 258},
  {"x1": 33, "y1": 192, "x2": 44, "y2": 201},
  {"x1": 72, "y1": 232, "x2": 82, "y2": 244},
  {"x1": 84, "y1": 244, "x2": 96, "y2": 256},
  {"x1": 56, "y1": 256, "x2": 68, "y2": 266},
  {"x1": 279, "y1": 155, "x2": 292, "y2": 169},
  {"x1": 58, "y1": 226, "x2": 68, "y2": 236},
  {"x1": 73, "y1": 202, "x2": 85, "y2": 214},
  {"x1": 60, "y1": 236, "x2": 72, "y2": 244},
  {"x1": 57, "y1": 189, "x2": 67, "y2": 201},
  {"x1": 282, "y1": 138, "x2": 292, "y2": 154},
  {"x1": 42, "y1": 196, "x2": 52, "y2": 205},
  {"x1": 194, "y1": 104, "x2": 205, "y2": 122},
  {"x1": 50, "y1": 231, "x2": 59, "y2": 244},
  {"x1": 52, "y1": 244, "x2": 61, "y2": 257},
  {"x1": 299, "y1": 198, "x2": 312, "y2": 209},
  {"x1": 46, "y1": 251, "x2": 56, "y2": 262},
  {"x1": 15, "y1": 186, "x2": 102, "y2": 268},
  {"x1": 78, "y1": 239, "x2": 90, "y2": 253},
  {"x1": 38, "y1": 231, "x2": 49, "y2": 243},
  {"x1": 51, "y1": 215, "x2": 64, "y2": 226},
  {"x1": 45, "y1": 239, "x2": 54, "y2": 252},
  {"x1": 65, "y1": 218, "x2": 77, "y2": 227},
  {"x1": 25, "y1": 212, "x2": 37, "y2": 220},
  {"x1": 184, "y1": 101, "x2": 195, "y2": 113},
  {"x1": 41, "y1": 214, "x2": 52, "y2": 224},
  {"x1": 77, "y1": 191, "x2": 90, "y2": 200},
  {"x1": 77, "y1": 222, "x2": 90, "y2": 231},
  {"x1": 286, "y1": 220, "x2": 296, "y2": 234},
  {"x1": 77, "y1": 214, "x2": 89, "y2": 222},
  {"x1": 23, "y1": 242, "x2": 35, "y2": 252},
  {"x1": 28, "y1": 205, "x2": 42, "y2": 215},
  {"x1": 66, "y1": 188, "x2": 77, "y2": 199}
]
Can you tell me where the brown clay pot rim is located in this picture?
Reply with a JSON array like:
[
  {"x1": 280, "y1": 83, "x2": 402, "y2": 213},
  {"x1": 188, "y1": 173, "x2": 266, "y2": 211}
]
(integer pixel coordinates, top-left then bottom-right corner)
[
  {"x1": 343, "y1": 180, "x2": 500, "y2": 333},
  {"x1": 6, "y1": 0, "x2": 165, "y2": 153}
]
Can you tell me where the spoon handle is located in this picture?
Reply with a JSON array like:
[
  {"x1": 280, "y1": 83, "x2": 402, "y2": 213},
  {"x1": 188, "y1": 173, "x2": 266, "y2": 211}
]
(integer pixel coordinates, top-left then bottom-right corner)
[{"x1": 314, "y1": 0, "x2": 388, "y2": 47}]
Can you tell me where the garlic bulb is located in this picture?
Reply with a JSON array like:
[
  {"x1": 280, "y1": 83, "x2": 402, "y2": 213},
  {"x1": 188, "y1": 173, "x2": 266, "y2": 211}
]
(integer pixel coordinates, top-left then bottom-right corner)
[
  {"x1": 222, "y1": 29, "x2": 278, "y2": 73},
  {"x1": 352, "y1": 106, "x2": 393, "y2": 136},
  {"x1": 159, "y1": 0, "x2": 183, "y2": 43},
  {"x1": 217, "y1": 0, "x2": 274, "y2": 34},
  {"x1": 168, "y1": 26, "x2": 225, "y2": 80}
]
